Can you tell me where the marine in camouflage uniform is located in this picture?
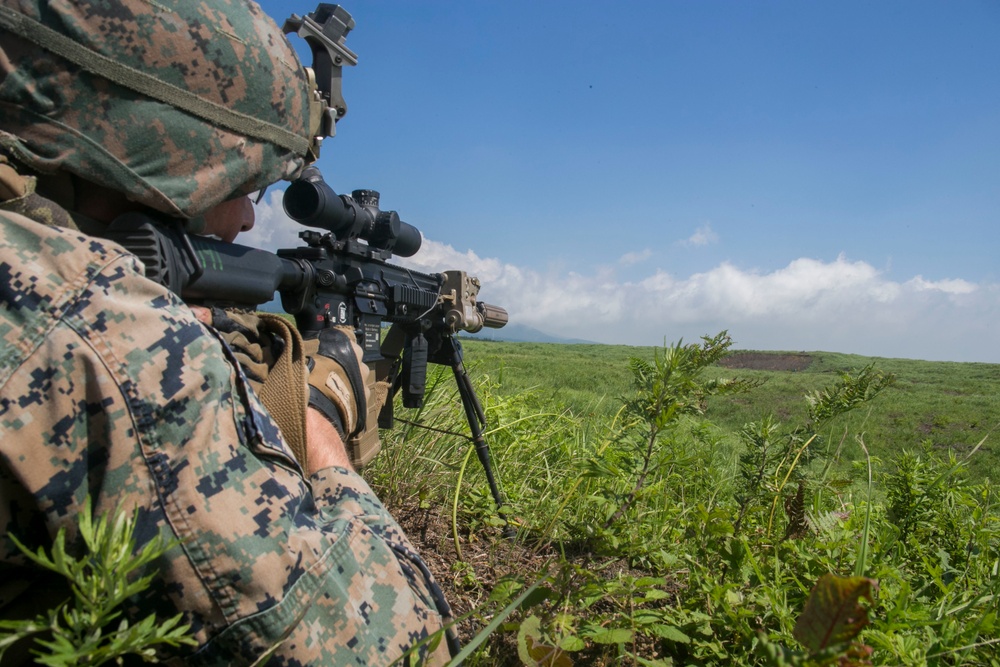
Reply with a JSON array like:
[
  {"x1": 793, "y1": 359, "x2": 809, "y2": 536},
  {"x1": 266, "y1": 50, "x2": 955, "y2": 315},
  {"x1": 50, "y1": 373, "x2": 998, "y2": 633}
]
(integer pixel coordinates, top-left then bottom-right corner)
[{"x1": 0, "y1": 1, "x2": 452, "y2": 664}]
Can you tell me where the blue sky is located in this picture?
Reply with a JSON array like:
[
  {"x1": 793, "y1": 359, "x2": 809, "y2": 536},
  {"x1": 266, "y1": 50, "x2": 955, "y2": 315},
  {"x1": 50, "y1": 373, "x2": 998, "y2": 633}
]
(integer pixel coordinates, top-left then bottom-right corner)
[{"x1": 249, "y1": 1, "x2": 1000, "y2": 362}]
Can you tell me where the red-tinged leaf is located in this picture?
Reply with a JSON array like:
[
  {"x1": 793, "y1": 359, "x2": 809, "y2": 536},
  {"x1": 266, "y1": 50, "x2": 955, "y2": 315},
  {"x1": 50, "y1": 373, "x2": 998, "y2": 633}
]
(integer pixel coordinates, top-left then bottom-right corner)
[
  {"x1": 838, "y1": 641, "x2": 874, "y2": 667},
  {"x1": 525, "y1": 635, "x2": 574, "y2": 667},
  {"x1": 793, "y1": 574, "x2": 877, "y2": 652}
]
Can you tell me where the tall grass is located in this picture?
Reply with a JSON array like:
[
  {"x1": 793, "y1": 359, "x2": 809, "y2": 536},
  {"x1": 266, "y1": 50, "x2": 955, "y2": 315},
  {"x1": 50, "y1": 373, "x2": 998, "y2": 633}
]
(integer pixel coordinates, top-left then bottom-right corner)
[{"x1": 368, "y1": 335, "x2": 1000, "y2": 665}]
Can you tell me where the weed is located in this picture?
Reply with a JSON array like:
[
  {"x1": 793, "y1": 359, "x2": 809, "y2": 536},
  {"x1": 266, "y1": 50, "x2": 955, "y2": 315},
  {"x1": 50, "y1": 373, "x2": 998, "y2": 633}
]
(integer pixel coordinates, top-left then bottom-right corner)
[
  {"x1": 0, "y1": 498, "x2": 196, "y2": 665},
  {"x1": 373, "y1": 335, "x2": 1000, "y2": 665}
]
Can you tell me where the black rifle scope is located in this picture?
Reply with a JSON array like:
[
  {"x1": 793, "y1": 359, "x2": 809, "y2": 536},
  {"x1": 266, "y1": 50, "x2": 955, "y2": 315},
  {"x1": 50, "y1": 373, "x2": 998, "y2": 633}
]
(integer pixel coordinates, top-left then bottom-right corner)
[{"x1": 283, "y1": 165, "x2": 422, "y2": 257}]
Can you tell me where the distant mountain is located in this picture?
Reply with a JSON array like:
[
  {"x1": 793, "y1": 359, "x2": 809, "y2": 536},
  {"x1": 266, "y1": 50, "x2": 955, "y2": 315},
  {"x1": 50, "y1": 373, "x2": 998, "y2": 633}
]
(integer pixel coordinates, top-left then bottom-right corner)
[{"x1": 462, "y1": 322, "x2": 594, "y2": 345}]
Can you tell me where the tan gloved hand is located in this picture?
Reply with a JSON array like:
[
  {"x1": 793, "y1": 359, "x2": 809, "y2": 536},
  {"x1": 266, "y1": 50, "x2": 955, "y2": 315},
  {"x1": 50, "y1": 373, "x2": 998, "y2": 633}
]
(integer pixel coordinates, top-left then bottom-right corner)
[
  {"x1": 352, "y1": 360, "x2": 393, "y2": 469},
  {"x1": 209, "y1": 308, "x2": 282, "y2": 390},
  {"x1": 304, "y1": 327, "x2": 396, "y2": 469},
  {"x1": 303, "y1": 326, "x2": 370, "y2": 441}
]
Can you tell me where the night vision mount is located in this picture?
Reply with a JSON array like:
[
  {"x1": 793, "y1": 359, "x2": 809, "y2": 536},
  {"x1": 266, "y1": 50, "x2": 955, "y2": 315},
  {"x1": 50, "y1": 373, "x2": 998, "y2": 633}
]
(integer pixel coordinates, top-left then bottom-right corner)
[{"x1": 283, "y1": 4, "x2": 358, "y2": 155}]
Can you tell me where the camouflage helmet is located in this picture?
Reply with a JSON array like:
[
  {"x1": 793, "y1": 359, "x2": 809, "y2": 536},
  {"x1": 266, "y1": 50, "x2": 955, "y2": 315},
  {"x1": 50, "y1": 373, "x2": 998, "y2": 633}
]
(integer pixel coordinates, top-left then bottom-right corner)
[{"x1": 0, "y1": 0, "x2": 318, "y2": 218}]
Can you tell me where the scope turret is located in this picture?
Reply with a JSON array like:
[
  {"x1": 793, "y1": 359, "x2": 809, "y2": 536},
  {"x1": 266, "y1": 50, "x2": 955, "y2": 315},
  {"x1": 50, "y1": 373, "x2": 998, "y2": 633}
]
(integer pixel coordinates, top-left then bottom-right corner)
[{"x1": 283, "y1": 166, "x2": 422, "y2": 257}]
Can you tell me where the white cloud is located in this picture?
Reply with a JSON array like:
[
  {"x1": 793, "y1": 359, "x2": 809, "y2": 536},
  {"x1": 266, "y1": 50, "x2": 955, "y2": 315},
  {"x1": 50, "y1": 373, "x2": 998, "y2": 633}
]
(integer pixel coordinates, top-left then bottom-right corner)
[
  {"x1": 400, "y1": 242, "x2": 1000, "y2": 363},
  {"x1": 681, "y1": 222, "x2": 719, "y2": 247},
  {"x1": 243, "y1": 194, "x2": 999, "y2": 362},
  {"x1": 906, "y1": 276, "x2": 977, "y2": 295},
  {"x1": 619, "y1": 249, "x2": 653, "y2": 266}
]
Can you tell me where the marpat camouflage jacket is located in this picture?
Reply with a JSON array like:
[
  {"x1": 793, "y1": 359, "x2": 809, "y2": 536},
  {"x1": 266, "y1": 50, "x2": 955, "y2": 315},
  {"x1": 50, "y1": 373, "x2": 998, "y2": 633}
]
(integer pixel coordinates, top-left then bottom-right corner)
[{"x1": 0, "y1": 210, "x2": 451, "y2": 666}]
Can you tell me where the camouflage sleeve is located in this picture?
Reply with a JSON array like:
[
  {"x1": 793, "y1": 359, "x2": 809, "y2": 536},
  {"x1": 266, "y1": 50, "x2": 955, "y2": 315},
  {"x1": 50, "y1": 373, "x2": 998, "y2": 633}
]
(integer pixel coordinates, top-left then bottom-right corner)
[{"x1": 0, "y1": 212, "x2": 451, "y2": 666}]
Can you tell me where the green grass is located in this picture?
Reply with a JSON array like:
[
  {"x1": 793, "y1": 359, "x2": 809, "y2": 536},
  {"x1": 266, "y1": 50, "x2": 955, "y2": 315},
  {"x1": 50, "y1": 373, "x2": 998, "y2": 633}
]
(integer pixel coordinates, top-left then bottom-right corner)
[
  {"x1": 369, "y1": 336, "x2": 1000, "y2": 665},
  {"x1": 460, "y1": 340, "x2": 1000, "y2": 482}
]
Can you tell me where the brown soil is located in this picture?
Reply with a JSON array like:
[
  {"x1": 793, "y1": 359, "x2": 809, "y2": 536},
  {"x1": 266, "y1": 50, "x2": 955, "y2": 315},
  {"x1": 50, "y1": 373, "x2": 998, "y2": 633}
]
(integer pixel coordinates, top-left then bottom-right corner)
[
  {"x1": 718, "y1": 351, "x2": 813, "y2": 372},
  {"x1": 395, "y1": 504, "x2": 554, "y2": 648},
  {"x1": 394, "y1": 501, "x2": 683, "y2": 664}
]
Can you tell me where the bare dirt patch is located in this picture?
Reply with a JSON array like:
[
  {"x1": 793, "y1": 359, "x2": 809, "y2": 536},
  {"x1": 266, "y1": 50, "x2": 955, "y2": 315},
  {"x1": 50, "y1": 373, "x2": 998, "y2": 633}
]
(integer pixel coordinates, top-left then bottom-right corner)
[
  {"x1": 718, "y1": 351, "x2": 813, "y2": 372},
  {"x1": 394, "y1": 502, "x2": 681, "y2": 663},
  {"x1": 395, "y1": 503, "x2": 553, "y2": 649}
]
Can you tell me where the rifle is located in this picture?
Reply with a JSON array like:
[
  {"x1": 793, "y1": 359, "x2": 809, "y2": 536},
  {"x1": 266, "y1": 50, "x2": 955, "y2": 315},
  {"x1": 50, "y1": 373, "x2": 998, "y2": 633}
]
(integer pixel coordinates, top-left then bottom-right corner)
[{"x1": 102, "y1": 165, "x2": 510, "y2": 517}]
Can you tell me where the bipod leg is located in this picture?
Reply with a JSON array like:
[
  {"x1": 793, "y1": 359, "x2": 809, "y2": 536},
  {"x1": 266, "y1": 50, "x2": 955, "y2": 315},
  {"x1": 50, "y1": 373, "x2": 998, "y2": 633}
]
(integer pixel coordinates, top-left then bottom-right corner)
[{"x1": 443, "y1": 337, "x2": 516, "y2": 539}]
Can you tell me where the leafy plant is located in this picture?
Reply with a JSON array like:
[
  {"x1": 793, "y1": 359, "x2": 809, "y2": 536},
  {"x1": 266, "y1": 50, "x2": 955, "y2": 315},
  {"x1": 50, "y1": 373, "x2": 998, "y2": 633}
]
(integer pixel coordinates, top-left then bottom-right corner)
[
  {"x1": 758, "y1": 573, "x2": 876, "y2": 666},
  {"x1": 805, "y1": 364, "x2": 896, "y2": 425},
  {"x1": 0, "y1": 499, "x2": 196, "y2": 666},
  {"x1": 604, "y1": 331, "x2": 758, "y2": 529}
]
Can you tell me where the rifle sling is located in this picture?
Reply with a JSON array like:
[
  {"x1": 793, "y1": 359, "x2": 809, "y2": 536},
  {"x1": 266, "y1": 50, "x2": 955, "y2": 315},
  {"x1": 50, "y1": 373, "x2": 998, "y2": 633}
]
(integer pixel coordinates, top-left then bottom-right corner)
[{"x1": 254, "y1": 313, "x2": 310, "y2": 470}]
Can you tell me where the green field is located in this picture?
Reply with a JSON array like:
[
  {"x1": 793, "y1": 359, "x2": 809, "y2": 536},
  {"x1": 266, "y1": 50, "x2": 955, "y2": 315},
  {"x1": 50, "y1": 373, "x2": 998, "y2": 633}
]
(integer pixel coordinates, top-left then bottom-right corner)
[
  {"x1": 368, "y1": 335, "x2": 1000, "y2": 666},
  {"x1": 460, "y1": 339, "x2": 1000, "y2": 482}
]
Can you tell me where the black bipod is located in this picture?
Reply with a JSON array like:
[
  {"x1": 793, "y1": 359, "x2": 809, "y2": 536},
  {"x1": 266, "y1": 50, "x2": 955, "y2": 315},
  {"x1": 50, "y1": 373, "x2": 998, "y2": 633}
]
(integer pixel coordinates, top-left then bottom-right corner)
[{"x1": 440, "y1": 336, "x2": 517, "y2": 540}]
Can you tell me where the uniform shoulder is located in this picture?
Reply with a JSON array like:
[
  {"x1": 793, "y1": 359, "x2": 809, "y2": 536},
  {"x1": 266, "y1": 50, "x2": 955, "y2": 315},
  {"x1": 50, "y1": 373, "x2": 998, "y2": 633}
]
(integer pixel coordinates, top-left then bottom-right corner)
[
  {"x1": 0, "y1": 209, "x2": 132, "y2": 279},
  {"x1": 0, "y1": 210, "x2": 142, "y2": 375}
]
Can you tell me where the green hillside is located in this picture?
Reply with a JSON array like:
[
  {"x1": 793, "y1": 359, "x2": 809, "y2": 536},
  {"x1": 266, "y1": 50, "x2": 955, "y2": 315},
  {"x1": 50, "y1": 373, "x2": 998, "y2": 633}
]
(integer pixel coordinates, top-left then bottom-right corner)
[{"x1": 459, "y1": 339, "x2": 1000, "y2": 481}]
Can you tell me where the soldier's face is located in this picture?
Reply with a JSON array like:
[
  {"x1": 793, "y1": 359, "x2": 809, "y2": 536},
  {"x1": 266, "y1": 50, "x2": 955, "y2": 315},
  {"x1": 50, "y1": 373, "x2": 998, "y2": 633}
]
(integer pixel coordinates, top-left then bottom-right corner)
[{"x1": 202, "y1": 196, "x2": 255, "y2": 243}]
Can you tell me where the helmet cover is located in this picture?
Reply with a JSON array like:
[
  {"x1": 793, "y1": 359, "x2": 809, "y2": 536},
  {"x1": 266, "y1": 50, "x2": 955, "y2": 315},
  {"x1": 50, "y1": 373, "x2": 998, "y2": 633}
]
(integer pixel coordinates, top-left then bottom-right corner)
[{"x1": 0, "y1": 0, "x2": 313, "y2": 217}]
